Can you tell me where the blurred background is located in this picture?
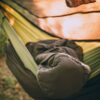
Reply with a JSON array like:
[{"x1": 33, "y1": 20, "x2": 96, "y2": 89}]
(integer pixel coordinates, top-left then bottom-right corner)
[{"x1": 0, "y1": 55, "x2": 33, "y2": 100}]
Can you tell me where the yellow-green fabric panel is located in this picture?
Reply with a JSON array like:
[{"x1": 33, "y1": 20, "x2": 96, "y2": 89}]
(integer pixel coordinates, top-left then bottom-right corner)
[{"x1": 77, "y1": 41, "x2": 100, "y2": 79}]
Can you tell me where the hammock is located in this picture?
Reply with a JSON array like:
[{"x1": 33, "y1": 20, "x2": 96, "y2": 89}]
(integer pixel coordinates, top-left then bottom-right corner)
[
  {"x1": 76, "y1": 41, "x2": 100, "y2": 79},
  {"x1": 0, "y1": 0, "x2": 99, "y2": 78},
  {"x1": 0, "y1": 0, "x2": 100, "y2": 100}
]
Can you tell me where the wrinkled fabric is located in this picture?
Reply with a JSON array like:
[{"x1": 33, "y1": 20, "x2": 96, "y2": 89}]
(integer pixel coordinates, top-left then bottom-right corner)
[
  {"x1": 26, "y1": 39, "x2": 91, "y2": 99},
  {"x1": 13, "y1": 0, "x2": 99, "y2": 17},
  {"x1": 37, "y1": 53, "x2": 90, "y2": 99},
  {"x1": 36, "y1": 13, "x2": 100, "y2": 40},
  {"x1": 26, "y1": 39, "x2": 83, "y2": 61},
  {"x1": 4, "y1": 39, "x2": 91, "y2": 99},
  {"x1": 35, "y1": 74, "x2": 100, "y2": 100},
  {"x1": 5, "y1": 44, "x2": 47, "y2": 99},
  {"x1": 13, "y1": 0, "x2": 100, "y2": 40}
]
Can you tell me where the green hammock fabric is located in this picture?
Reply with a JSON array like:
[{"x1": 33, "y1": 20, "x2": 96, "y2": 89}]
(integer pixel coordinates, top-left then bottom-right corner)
[
  {"x1": 0, "y1": 0, "x2": 100, "y2": 79},
  {"x1": 0, "y1": 1, "x2": 100, "y2": 100},
  {"x1": 76, "y1": 41, "x2": 100, "y2": 79}
]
